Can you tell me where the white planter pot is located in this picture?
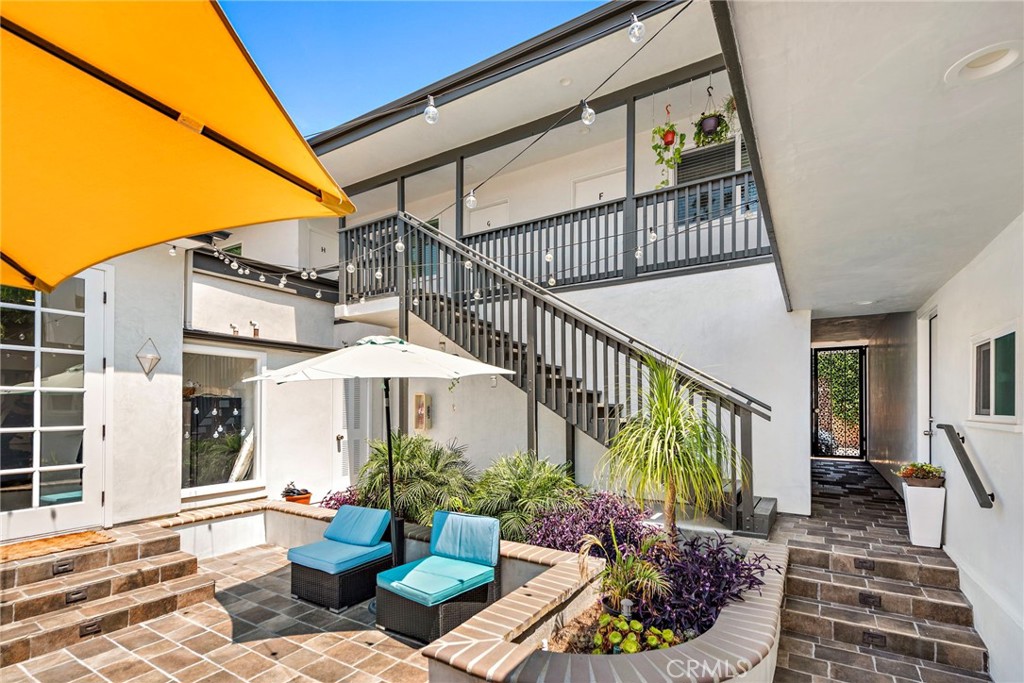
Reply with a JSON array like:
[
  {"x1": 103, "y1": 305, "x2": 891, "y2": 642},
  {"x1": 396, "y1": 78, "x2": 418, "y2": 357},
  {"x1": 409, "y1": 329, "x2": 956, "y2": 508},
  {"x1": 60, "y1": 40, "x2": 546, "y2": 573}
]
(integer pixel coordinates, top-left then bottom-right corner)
[{"x1": 902, "y1": 482, "x2": 945, "y2": 548}]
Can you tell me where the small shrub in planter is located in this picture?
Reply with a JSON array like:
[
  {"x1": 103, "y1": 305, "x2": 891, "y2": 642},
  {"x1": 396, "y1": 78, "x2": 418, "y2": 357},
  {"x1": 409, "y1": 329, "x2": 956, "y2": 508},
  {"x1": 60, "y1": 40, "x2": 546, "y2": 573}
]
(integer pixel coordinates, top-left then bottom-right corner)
[
  {"x1": 590, "y1": 613, "x2": 690, "y2": 654},
  {"x1": 282, "y1": 482, "x2": 311, "y2": 504},
  {"x1": 639, "y1": 534, "x2": 779, "y2": 635},
  {"x1": 320, "y1": 486, "x2": 361, "y2": 509},
  {"x1": 895, "y1": 462, "x2": 945, "y2": 487},
  {"x1": 579, "y1": 522, "x2": 669, "y2": 613},
  {"x1": 528, "y1": 491, "x2": 657, "y2": 554}
]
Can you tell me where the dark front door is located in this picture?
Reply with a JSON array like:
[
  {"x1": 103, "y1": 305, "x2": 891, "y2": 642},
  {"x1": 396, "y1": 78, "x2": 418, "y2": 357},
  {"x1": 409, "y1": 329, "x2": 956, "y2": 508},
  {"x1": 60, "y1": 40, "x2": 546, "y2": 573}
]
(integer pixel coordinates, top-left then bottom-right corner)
[{"x1": 811, "y1": 347, "x2": 867, "y2": 458}]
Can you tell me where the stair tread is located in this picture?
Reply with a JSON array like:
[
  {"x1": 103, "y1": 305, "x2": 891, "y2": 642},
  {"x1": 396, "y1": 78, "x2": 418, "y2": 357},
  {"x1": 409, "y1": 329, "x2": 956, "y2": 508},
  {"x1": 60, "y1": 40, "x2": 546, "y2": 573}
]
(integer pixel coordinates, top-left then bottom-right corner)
[
  {"x1": 779, "y1": 630, "x2": 990, "y2": 682},
  {"x1": 783, "y1": 596, "x2": 986, "y2": 649},
  {"x1": 788, "y1": 565, "x2": 970, "y2": 605},
  {"x1": 1, "y1": 551, "x2": 196, "y2": 605},
  {"x1": 0, "y1": 574, "x2": 214, "y2": 642}
]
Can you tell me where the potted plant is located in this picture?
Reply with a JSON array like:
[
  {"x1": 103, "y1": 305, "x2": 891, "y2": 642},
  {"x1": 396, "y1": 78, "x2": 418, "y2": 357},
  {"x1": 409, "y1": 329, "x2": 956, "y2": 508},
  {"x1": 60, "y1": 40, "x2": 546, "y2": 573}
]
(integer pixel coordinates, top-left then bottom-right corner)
[
  {"x1": 590, "y1": 613, "x2": 682, "y2": 655},
  {"x1": 282, "y1": 481, "x2": 311, "y2": 505},
  {"x1": 894, "y1": 463, "x2": 946, "y2": 548},
  {"x1": 692, "y1": 86, "x2": 732, "y2": 147},
  {"x1": 578, "y1": 521, "x2": 669, "y2": 615},
  {"x1": 651, "y1": 122, "x2": 685, "y2": 189},
  {"x1": 600, "y1": 356, "x2": 732, "y2": 538}
]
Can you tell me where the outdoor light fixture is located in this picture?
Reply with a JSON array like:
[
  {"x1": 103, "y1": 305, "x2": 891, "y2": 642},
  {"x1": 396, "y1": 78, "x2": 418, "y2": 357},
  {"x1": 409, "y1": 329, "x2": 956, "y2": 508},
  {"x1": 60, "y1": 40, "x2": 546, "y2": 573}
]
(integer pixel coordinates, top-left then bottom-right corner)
[
  {"x1": 945, "y1": 41, "x2": 1022, "y2": 85},
  {"x1": 628, "y1": 14, "x2": 645, "y2": 43},
  {"x1": 465, "y1": 191, "x2": 478, "y2": 209},
  {"x1": 300, "y1": 269, "x2": 309, "y2": 279},
  {"x1": 346, "y1": 262, "x2": 356, "y2": 274},
  {"x1": 580, "y1": 100, "x2": 596, "y2": 126},
  {"x1": 394, "y1": 238, "x2": 405, "y2": 253},
  {"x1": 135, "y1": 338, "x2": 161, "y2": 377},
  {"x1": 315, "y1": 290, "x2": 322, "y2": 299},
  {"x1": 309, "y1": 269, "x2": 318, "y2": 280},
  {"x1": 229, "y1": 323, "x2": 239, "y2": 336},
  {"x1": 424, "y1": 95, "x2": 439, "y2": 124},
  {"x1": 250, "y1": 320, "x2": 260, "y2": 338},
  {"x1": 258, "y1": 274, "x2": 266, "y2": 282},
  {"x1": 168, "y1": 244, "x2": 177, "y2": 256}
]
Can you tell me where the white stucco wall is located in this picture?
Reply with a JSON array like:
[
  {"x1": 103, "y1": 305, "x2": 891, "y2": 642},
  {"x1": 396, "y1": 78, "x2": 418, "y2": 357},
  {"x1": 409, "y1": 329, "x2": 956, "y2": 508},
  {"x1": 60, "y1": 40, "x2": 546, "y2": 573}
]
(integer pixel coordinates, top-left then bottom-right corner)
[
  {"x1": 107, "y1": 247, "x2": 187, "y2": 525},
  {"x1": 560, "y1": 263, "x2": 811, "y2": 515},
  {"x1": 916, "y1": 215, "x2": 1023, "y2": 681}
]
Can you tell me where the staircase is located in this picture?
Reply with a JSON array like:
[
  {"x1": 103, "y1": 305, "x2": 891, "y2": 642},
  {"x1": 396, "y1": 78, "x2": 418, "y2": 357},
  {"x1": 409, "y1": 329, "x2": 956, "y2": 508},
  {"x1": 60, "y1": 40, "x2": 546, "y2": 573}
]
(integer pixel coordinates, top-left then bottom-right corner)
[
  {"x1": 339, "y1": 212, "x2": 777, "y2": 537},
  {"x1": 774, "y1": 460, "x2": 989, "y2": 681},
  {"x1": 0, "y1": 525, "x2": 213, "y2": 668}
]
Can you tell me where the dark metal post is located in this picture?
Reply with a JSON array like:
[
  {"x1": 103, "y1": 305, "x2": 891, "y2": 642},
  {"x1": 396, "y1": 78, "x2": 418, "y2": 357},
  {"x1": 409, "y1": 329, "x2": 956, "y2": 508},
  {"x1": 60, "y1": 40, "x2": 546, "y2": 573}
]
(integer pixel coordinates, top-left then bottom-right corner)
[
  {"x1": 396, "y1": 180, "x2": 410, "y2": 435},
  {"x1": 338, "y1": 217, "x2": 348, "y2": 304},
  {"x1": 382, "y1": 378, "x2": 403, "y2": 566},
  {"x1": 623, "y1": 96, "x2": 638, "y2": 280},
  {"x1": 565, "y1": 422, "x2": 576, "y2": 481},
  {"x1": 455, "y1": 156, "x2": 465, "y2": 242},
  {"x1": 525, "y1": 294, "x2": 538, "y2": 453},
  {"x1": 739, "y1": 407, "x2": 754, "y2": 532}
]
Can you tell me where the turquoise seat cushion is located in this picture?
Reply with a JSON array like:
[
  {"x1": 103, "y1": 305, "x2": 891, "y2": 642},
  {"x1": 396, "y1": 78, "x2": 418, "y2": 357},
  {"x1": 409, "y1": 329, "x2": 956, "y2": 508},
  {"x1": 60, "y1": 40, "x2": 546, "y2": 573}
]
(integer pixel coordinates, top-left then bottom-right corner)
[
  {"x1": 288, "y1": 540, "x2": 391, "y2": 575},
  {"x1": 323, "y1": 505, "x2": 391, "y2": 546},
  {"x1": 376, "y1": 555, "x2": 494, "y2": 607},
  {"x1": 430, "y1": 511, "x2": 500, "y2": 567}
]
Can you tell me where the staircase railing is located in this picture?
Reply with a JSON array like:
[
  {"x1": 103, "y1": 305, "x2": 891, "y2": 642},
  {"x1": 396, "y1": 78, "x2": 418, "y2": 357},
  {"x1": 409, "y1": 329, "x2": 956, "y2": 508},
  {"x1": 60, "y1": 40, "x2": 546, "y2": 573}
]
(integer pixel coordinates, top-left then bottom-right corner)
[
  {"x1": 459, "y1": 170, "x2": 768, "y2": 288},
  {"x1": 339, "y1": 212, "x2": 772, "y2": 534}
]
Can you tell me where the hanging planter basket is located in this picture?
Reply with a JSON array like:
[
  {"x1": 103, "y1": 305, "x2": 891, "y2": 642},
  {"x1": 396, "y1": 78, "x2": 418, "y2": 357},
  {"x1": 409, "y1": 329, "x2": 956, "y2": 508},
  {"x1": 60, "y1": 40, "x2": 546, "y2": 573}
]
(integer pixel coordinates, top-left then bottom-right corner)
[
  {"x1": 692, "y1": 86, "x2": 731, "y2": 147},
  {"x1": 699, "y1": 114, "x2": 721, "y2": 135}
]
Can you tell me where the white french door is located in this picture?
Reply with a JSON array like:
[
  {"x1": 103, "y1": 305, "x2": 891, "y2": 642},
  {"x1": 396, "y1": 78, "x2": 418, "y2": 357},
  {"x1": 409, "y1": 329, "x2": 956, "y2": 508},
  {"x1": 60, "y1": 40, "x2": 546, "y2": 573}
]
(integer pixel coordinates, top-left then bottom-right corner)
[
  {"x1": 332, "y1": 378, "x2": 369, "y2": 492},
  {"x1": 1, "y1": 270, "x2": 105, "y2": 540}
]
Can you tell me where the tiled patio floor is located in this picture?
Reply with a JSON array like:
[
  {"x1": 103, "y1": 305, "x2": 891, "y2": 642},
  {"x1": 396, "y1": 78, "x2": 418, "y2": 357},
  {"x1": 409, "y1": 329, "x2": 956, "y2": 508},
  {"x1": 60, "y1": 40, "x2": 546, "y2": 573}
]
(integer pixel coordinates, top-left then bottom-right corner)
[{"x1": 3, "y1": 545, "x2": 427, "y2": 683}]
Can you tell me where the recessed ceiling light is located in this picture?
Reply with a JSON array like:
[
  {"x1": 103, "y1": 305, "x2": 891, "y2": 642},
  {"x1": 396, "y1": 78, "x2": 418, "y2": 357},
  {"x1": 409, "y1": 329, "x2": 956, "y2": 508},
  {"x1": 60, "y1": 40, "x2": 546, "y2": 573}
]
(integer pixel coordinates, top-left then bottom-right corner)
[
  {"x1": 559, "y1": 77, "x2": 572, "y2": 87},
  {"x1": 945, "y1": 41, "x2": 1022, "y2": 85},
  {"x1": 856, "y1": 301, "x2": 874, "y2": 305}
]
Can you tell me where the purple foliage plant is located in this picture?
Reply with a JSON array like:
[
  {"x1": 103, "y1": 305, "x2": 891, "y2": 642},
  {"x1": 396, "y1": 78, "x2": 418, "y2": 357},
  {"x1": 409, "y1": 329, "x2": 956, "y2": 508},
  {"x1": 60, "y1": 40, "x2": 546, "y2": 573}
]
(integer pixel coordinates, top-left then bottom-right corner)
[
  {"x1": 528, "y1": 490, "x2": 658, "y2": 555},
  {"x1": 320, "y1": 486, "x2": 361, "y2": 510}
]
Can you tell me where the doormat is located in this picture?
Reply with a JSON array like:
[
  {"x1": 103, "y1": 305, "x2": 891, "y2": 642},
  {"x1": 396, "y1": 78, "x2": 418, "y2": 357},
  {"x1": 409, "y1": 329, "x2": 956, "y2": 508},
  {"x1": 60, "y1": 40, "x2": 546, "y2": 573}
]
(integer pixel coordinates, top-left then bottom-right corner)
[{"x1": 0, "y1": 530, "x2": 115, "y2": 563}]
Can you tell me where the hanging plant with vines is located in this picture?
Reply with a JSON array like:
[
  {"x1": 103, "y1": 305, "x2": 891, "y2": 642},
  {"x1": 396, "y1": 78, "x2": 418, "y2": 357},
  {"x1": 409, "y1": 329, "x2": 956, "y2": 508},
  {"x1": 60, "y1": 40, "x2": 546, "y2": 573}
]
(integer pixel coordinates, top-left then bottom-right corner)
[
  {"x1": 651, "y1": 105, "x2": 685, "y2": 189},
  {"x1": 692, "y1": 86, "x2": 731, "y2": 148}
]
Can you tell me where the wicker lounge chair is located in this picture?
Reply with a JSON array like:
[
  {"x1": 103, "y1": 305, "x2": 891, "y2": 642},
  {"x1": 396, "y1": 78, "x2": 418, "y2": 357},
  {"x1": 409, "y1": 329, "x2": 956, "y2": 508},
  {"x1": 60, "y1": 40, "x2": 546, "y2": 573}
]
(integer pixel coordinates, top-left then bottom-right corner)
[
  {"x1": 288, "y1": 505, "x2": 393, "y2": 613},
  {"x1": 375, "y1": 511, "x2": 501, "y2": 643}
]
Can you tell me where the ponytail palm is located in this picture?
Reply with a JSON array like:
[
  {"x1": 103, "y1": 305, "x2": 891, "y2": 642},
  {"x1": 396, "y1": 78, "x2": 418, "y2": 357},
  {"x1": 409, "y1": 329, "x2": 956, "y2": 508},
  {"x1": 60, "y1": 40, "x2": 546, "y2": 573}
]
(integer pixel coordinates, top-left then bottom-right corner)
[{"x1": 602, "y1": 357, "x2": 732, "y2": 536}]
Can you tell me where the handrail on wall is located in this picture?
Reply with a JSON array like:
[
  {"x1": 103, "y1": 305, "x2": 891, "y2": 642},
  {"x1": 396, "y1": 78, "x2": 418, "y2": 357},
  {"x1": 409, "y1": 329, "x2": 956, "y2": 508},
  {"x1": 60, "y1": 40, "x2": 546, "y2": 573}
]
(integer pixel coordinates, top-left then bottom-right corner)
[{"x1": 935, "y1": 424, "x2": 995, "y2": 508}]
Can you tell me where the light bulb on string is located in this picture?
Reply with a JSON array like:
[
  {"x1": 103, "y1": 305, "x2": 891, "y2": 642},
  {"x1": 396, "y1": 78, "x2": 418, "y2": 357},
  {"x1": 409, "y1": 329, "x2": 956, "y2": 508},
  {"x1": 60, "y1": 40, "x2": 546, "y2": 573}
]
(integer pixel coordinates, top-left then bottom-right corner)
[
  {"x1": 168, "y1": 245, "x2": 177, "y2": 256},
  {"x1": 464, "y1": 260, "x2": 472, "y2": 270},
  {"x1": 233, "y1": 408, "x2": 239, "y2": 416},
  {"x1": 346, "y1": 262, "x2": 356, "y2": 274},
  {"x1": 628, "y1": 13, "x2": 646, "y2": 43},
  {"x1": 300, "y1": 269, "x2": 309, "y2": 280},
  {"x1": 648, "y1": 229, "x2": 658, "y2": 243},
  {"x1": 241, "y1": 427, "x2": 247, "y2": 436},
  {"x1": 212, "y1": 431, "x2": 220, "y2": 439},
  {"x1": 581, "y1": 100, "x2": 596, "y2": 126},
  {"x1": 544, "y1": 251, "x2": 553, "y2": 263},
  {"x1": 395, "y1": 238, "x2": 405, "y2": 253},
  {"x1": 315, "y1": 290, "x2": 322, "y2": 299},
  {"x1": 309, "y1": 270, "x2": 318, "y2": 280},
  {"x1": 258, "y1": 274, "x2": 266, "y2": 283},
  {"x1": 217, "y1": 425, "x2": 224, "y2": 433},
  {"x1": 634, "y1": 247, "x2": 643, "y2": 260},
  {"x1": 359, "y1": 296, "x2": 366, "y2": 304},
  {"x1": 193, "y1": 407, "x2": 199, "y2": 415},
  {"x1": 211, "y1": 408, "x2": 218, "y2": 416},
  {"x1": 244, "y1": 268, "x2": 251, "y2": 275},
  {"x1": 374, "y1": 269, "x2": 383, "y2": 280},
  {"x1": 184, "y1": 431, "x2": 190, "y2": 440},
  {"x1": 424, "y1": 95, "x2": 439, "y2": 125},
  {"x1": 230, "y1": 261, "x2": 239, "y2": 270},
  {"x1": 547, "y1": 275, "x2": 556, "y2": 287},
  {"x1": 465, "y1": 191, "x2": 477, "y2": 210},
  {"x1": 412, "y1": 297, "x2": 420, "y2": 307},
  {"x1": 278, "y1": 276, "x2": 287, "y2": 289},
  {"x1": 212, "y1": 248, "x2": 220, "y2": 258},
  {"x1": 473, "y1": 289, "x2": 482, "y2": 301}
]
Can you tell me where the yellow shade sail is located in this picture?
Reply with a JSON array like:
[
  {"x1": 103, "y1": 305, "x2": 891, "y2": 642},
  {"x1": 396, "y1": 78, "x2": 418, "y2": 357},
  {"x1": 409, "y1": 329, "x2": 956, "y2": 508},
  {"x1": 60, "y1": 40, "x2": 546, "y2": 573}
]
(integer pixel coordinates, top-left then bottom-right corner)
[{"x1": 1, "y1": 0, "x2": 354, "y2": 292}]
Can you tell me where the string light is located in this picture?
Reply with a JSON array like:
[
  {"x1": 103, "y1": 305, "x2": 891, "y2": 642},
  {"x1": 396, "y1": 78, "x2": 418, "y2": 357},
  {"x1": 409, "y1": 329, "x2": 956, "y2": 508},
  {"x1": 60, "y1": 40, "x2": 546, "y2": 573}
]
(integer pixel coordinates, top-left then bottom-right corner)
[
  {"x1": 473, "y1": 289, "x2": 482, "y2": 300},
  {"x1": 465, "y1": 191, "x2": 477, "y2": 210},
  {"x1": 230, "y1": 260, "x2": 239, "y2": 270},
  {"x1": 346, "y1": 263, "x2": 356, "y2": 274},
  {"x1": 544, "y1": 251, "x2": 553, "y2": 262},
  {"x1": 547, "y1": 275, "x2": 556, "y2": 286},
  {"x1": 233, "y1": 407, "x2": 239, "y2": 416},
  {"x1": 359, "y1": 296, "x2": 366, "y2": 304},
  {"x1": 309, "y1": 270, "x2": 318, "y2": 280},
  {"x1": 580, "y1": 100, "x2": 596, "y2": 126},
  {"x1": 648, "y1": 229, "x2": 658, "y2": 243},
  {"x1": 300, "y1": 269, "x2": 309, "y2": 280},
  {"x1": 193, "y1": 407, "x2": 199, "y2": 415},
  {"x1": 634, "y1": 247, "x2": 643, "y2": 260},
  {"x1": 259, "y1": 274, "x2": 266, "y2": 283},
  {"x1": 424, "y1": 95, "x2": 439, "y2": 125},
  {"x1": 464, "y1": 260, "x2": 473, "y2": 270},
  {"x1": 168, "y1": 245, "x2": 177, "y2": 256},
  {"x1": 211, "y1": 408, "x2": 218, "y2": 416},
  {"x1": 374, "y1": 269, "x2": 383, "y2": 280},
  {"x1": 413, "y1": 297, "x2": 420, "y2": 307},
  {"x1": 278, "y1": 275, "x2": 287, "y2": 288},
  {"x1": 628, "y1": 13, "x2": 646, "y2": 43},
  {"x1": 315, "y1": 289, "x2": 323, "y2": 299},
  {"x1": 394, "y1": 238, "x2": 405, "y2": 253}
]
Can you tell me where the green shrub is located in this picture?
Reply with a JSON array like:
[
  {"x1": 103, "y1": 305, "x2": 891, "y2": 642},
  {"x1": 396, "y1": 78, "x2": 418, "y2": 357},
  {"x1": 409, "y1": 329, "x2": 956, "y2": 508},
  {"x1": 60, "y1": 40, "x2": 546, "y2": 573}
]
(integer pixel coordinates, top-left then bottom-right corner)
[
  {"x1": 358, "y1": 433, "x2": 475, "y2": 525},
  {"x1": 590, "y1": 613, "x2": 686, "y2": 655},
  {"x1": 470, "y1": 451, "x2": 582, "y2": 542}
]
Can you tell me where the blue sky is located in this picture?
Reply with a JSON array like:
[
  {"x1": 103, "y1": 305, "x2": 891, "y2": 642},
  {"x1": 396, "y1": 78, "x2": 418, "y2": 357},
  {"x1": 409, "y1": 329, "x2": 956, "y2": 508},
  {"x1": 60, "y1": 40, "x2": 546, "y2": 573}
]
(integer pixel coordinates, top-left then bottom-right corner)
[{"x1": 221, "y1": 1, "x2": 603, "y2": 137}]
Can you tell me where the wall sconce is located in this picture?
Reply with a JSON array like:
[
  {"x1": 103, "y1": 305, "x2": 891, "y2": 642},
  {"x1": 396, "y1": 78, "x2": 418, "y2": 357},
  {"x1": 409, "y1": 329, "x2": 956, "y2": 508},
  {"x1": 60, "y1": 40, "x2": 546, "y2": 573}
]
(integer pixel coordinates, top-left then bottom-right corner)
[
  {"x1": 439, "y1": 340, "x2": 446, "y2": 353},
  {"x1": 250, "y1": 320, "x2": 260, "y2": 338},
  {"x1": 229, "y1": 323, "x2": 239, "y2": 336},
  {"x1": 491, "y1": 375, "x2": 497, "y2": 388},
  {"x1": 136, "y1": 338, "x2": 161, "y2": 377}
]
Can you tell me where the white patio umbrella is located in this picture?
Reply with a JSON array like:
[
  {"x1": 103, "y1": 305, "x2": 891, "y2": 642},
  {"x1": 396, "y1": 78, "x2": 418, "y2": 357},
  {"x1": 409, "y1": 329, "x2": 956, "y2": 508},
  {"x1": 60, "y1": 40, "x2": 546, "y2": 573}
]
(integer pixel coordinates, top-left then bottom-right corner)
[{"x1": 247, "y1": 335, "x2": 513, "y2": 565}]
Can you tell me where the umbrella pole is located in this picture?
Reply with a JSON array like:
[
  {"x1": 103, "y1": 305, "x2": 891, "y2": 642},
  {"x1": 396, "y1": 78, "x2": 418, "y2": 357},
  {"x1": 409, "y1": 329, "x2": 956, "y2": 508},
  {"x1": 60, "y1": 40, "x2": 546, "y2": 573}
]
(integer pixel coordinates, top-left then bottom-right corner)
[{"x1": 383, "y1": 378, "x2": 402, "y2": 567}]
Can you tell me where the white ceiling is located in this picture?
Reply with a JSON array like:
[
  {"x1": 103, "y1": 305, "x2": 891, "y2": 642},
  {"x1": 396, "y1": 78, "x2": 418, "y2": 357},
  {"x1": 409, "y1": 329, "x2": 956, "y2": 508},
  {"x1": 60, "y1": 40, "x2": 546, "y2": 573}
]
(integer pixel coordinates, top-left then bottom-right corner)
[
  {"x1": 320, "y1": 1, "x2": 723, "y2": 189},
  {"x1": 731, "y1": 1, "x2": 1024, "y2": 318}
]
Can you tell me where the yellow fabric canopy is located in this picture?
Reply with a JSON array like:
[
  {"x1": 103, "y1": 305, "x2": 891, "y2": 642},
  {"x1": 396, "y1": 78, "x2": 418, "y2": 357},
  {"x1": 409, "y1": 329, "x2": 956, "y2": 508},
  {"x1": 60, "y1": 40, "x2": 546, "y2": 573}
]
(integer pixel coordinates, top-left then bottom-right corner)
[{"x1": 1, "y1": 1, "x2": 355, "y2": 292}]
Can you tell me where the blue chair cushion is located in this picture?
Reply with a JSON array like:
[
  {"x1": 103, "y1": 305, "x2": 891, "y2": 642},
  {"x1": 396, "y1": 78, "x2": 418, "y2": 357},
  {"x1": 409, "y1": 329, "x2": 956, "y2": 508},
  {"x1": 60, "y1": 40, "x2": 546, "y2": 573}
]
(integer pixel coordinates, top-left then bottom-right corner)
[
  {"x1": 288, "y1": 540, "x2": 391, "y2": 575},
  {"x1": 430, "y1": 511, "x2": 500, "y2": 567},
  {"x1": 376, "y1": 555, "x2": 494, "y2": 607},
  {"x1": 323, "y1": 505, "x2": 391, "y2": 546}
]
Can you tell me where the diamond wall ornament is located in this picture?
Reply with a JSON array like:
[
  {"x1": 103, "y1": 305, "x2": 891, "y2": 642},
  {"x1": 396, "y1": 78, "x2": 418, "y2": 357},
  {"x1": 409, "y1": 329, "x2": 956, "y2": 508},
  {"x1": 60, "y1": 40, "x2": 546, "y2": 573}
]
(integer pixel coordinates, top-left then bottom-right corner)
[{"x1": 136, "y1": 338, "x2": 161, "y2": 376}]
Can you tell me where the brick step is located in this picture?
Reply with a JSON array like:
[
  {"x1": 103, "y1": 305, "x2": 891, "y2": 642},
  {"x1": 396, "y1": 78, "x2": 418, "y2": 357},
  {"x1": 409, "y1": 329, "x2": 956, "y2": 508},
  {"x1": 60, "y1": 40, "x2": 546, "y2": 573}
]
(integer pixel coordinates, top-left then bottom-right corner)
[
  {"x1": 0, "y1": 527, "x2": 181, "y2": 590},
  {"x1": 786, "y1": 565, "x2": 973, "y2": 627},
  {"x1": 782, "y1": 596, "x2": 987, "y2": 673},
  {"x1": 787, "y1": 545, "x2": 960, "y2": 590},
  {"x1": 0, "y1": 551, "x2": 197, "y2": 626},
  {"x1": 0, "y1": 573, "x2": 214, "y2": 668},
  {"x1": 777, "y1": 630, "x2": 990, "y2": 683}
]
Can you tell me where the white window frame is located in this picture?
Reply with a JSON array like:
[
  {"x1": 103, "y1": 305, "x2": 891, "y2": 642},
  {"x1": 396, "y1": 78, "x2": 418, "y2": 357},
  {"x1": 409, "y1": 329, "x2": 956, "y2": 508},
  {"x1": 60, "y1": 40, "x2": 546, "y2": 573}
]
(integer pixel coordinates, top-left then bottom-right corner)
[
  {"x1": 180, "y1": 343, "x2": 267, "y2": 502},
  {"x1": 968, "y1": 321, "x2": 1020, "y2": 427}
]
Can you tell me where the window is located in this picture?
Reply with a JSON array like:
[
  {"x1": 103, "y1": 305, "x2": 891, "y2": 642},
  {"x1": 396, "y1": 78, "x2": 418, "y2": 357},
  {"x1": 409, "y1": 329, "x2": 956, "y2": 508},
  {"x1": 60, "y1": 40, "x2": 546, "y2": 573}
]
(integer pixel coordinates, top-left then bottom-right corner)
[
  {"x1": 1, "y1": 279, "x2": 88, "y2": 510},
  {"x1": 181, "y1": 349, "x2": 261, "y2": 490},
  {"x1": 973, "y1": 330, "x2": 1016, "y2": 419}
]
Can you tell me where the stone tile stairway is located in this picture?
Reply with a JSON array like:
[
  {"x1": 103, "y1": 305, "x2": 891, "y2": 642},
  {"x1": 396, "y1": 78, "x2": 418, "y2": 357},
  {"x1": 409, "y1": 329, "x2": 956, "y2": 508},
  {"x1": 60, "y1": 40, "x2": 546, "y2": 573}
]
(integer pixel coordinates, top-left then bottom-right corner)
[
  {"x1": 772, "y1": 460, "x2": 990, "y2": 682},
  {"x1": 0, "y1": 524, "x2": 213, "y2": 668}
]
